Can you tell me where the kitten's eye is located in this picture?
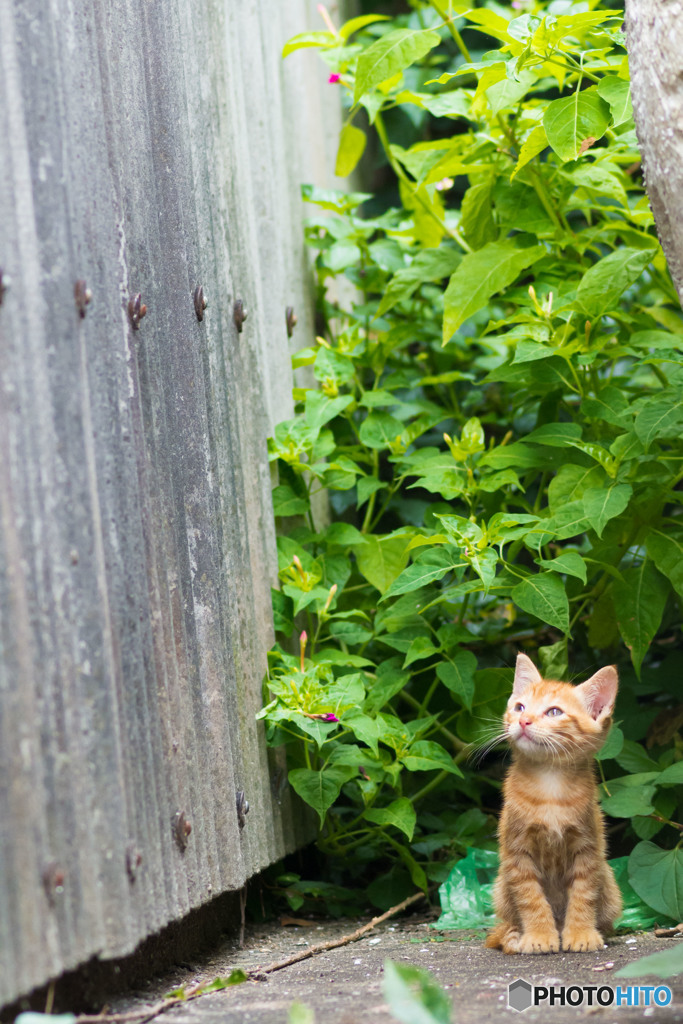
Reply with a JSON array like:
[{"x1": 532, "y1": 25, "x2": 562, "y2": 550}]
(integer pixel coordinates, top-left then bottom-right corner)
[
  {"x1": 514, "y1": 702, "x2": 525, "y2": 712},
  {"x1": 545, "y1": 706, "x2": 563, "y2": 717}
]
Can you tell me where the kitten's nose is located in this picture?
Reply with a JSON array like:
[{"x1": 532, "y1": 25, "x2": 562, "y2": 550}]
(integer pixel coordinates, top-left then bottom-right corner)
[{"x1": 519, "y1": 714, "x2": 533, "y2": 729}]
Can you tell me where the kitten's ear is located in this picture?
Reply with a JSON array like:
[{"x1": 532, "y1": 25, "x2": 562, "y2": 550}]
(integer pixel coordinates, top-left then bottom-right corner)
[
  {"x1": 512, "y1": 652, "x2": 542, "y2": 696},
  {"x1": 575, "y1": 665, "x2": 618, "y2": 721}
]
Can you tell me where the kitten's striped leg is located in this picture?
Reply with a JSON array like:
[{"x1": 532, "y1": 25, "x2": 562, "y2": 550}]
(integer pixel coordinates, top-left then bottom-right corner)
[
  {"x1": 597, "y1": 862, "x2": 622, "y2": 935},
  {"x1": 504, "y1": 857, "x2": 560, "y2": 954},
  {"x1": 561, "y1": 851, "x2": 605, "y2": 952}
]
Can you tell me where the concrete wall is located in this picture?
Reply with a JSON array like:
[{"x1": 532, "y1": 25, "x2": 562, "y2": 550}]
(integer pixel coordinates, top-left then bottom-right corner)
[{"x1": 0, "y1": 0, "x2": 343, "y2": 1007}]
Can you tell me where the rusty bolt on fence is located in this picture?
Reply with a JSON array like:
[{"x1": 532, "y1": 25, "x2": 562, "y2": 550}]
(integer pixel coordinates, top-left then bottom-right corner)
[
  {"x1": 233, "y1": 299, "x2": 247, "y2": 333},
  {"x1": 42, "y1": 862, "x2": 65, "y2": 905},
  {"x1": 194, "y1": 284, "x2": 208, "y2": 322},
  {"x1": 126, "y1": 844, "x2": 143, "y2": 882},
  {"x1": 173, "y1": 810, "x2": 192, "y2": 851},
  {"x1": 285, "y1": 306, "x2": 298, "y2": 338},
  {"x1": 236, "y1": 790, "x2": 250, "y2": 830},
  {"x1": 74, "y1": 279, "x2": 93, "y2": 318},
  {"x1": 128, "y1": 293, "x2": 147, "y2": 330}
]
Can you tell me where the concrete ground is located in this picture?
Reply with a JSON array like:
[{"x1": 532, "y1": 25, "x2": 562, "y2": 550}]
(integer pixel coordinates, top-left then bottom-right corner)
[{"x1": 110, "y1": 910, "x2": 683, "y2": 1024}]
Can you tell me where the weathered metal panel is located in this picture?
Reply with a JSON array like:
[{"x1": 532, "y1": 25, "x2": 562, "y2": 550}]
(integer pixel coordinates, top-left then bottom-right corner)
[{"x1": 0, "y1": 0, "x2": 342, "y2": 1007}]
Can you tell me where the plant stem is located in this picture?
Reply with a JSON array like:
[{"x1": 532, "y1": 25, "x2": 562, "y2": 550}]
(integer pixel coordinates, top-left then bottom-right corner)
[
  {"x1": 374, "y1": 112, "x2": 471, "y2": 253},
  {"x1": 361, "y1": 450, "x2": 380, "y2": 533},
  {"x1": 400, "y1": 690, "x2": 466, "y2": 751},
  {"x1": 410, "y1": 769, "x2": 449, "y2": 804},
  {"x1": 428, "y1": 0, "x2": 472, "y2": 62}
]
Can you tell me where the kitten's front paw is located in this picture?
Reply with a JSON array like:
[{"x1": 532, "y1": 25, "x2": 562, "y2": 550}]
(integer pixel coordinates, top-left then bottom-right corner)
[
  {"x1": 561, "y1": 927, "x2": 604, "y2": 952},
  {"x1": 518, "y1": 929, "x2": 560, "y2": 954}
]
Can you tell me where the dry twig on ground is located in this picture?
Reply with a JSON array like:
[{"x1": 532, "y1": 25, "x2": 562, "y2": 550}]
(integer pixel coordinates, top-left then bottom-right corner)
[{"x1": 74, "y1": 891, "x2": 427, "y2": 1024}]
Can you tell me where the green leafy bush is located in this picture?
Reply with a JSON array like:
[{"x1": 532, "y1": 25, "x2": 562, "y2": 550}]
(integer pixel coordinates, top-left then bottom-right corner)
[{"x1": 262, "y1": 1, "x2": 683, "y2": 916}]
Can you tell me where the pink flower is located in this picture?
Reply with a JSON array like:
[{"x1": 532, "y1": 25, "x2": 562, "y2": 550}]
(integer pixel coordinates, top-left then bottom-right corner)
[{"x1": 328, "y1": 73, "x2": 341, "y2": 84}]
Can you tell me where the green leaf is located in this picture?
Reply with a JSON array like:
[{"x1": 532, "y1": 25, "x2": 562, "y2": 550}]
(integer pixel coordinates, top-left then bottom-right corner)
[
  {"x1": 613, "y1": 560, "x2": 669, "y2": 676},
  {"x1": 566, "y1": 161, "x2": 629, "y2": 208},
  {"x1": 628, "y1": 841, "x2": 683, "y2": 920},
  {"x1": 460, "y1": 181, "x2": 497, "y2": 250},
  {"x1": 339, "y1": 14, "x2": 391, "y2": 40},
  {"x1": 359, "y1": 411, "x2": 405, "y2": 449},
  {"x1": 615, "y1": 740, "x2": 660, "y2": 775},
  {"x1": 576, "y1": 247, "x2": 655, "y2": 319},
  {"x1": 377, "y1": 246, "x2": 462, "y2": 316},
  {"x1": 365, "y1": 666, "x2": 411, "y2": 713},
  {"x1": 289, "y1": 766, "x2": 356, "y2": 826},
  {"x1": 197, "y1": 971, "x2": 248, "y2": 992},
  {"x1": 511, "y1": 125, "x2": 548, "y2": 179},
  {"x1": 543, "y1": 87, "x2": 611, "y2": 162},
  {"x1": 616, "y1": 943, "x2": 683, "y2": 980},
  {"x1": 581, "y1": 483, "x2": 632, "y2": 538},
  {"x1": 634, "y1": 392, "x2": 683, "y2": 449},
  {"x1": 401, "y1": 739, "x2": 462, "y2": 776},
  {"x1": 364, "y1": 797, "x2": 417, "y2": 840},
  {"x1": 354, "y1": 29, "x2": 441, "y2": 104},
  {"x1": 305, "y1": 391, "x2": 354, "y2": 428},
  {"x1": 534, "y1": 502, "x2": 590, "y2": 543},
  {"x1": 597, "y1": 76, "x2": 633, "y2": 127},
  {"x1": 329, "y1": 620, "x2": 373, "y2": 646},
  {"x1": 467, "y1": 547, "x2": 498, "y2": 592},
  {"x1": 382, "y1": 960, "x2": 451, "y2": 1024},
  {"x1": 524, "y1": 422, "x2": 582, "y2": 447},
  {"x1": 301, "y1": 184, "x2": 372, "y2": 212},
  {"x1": 381, "y1": 549, "x2": 463, "y2": 601},
  {"x1": 646, "y1": 529, "x2": 683, "y2": 599},
  {"x1": 493, "y1": 180, "x2": 555, "y2": 235},
  {"x1": 443, "y1": 237, "x2": 545, "y2": 343},
  {"x1": 581, "y1": 386, "x2": 631, "y2": 427},
  {"x1": 343, "y1": 711, "x2": 381, "y2": 754},
  {"x1": 658, "y1": 761, "x2": 683, "y2": 785},
  {"x1": 325, "y1": 522, "x2": 366, "y2": 546},
  {"x1": 288, "y1": 1002, "x2": 316, "y2": 1024},
  {"x1": 325, "y1": 672, "x2": 367, "y2": 715},
  {"x1": 547, "y1": 463, "x2": 605, "y2": 511},
  {"x1": 600, "y1": 774, "x2": 659, "y2": 817},
  {"x1": 487, "y1": 70, "x2": 535, "y2": 116},
  {"x1": 325, "y1": 240, "x2": 361, "y2": 271},
  {"x1": 536, "y1": 550, "x2": 587, "y2": 584},
  {"x1": 335, "y1": 123, "x2": 367, "y2": 177},
  {"x1": 283, "y1": 32, "x2": 336, "y2": 58},
  {"x1": 436, "y1": 651, "x2": 477, "y2": 709},
  {"x1": 595, "y1": 724, "x2": 624, "y2": 761},
  {"x1": 512, "y1": 572, "x2": 570, "y2": 633},
  {"x1": 403, "y1": 636, "x2": 441, "y2": 668},
  {"x1": 314, "y1": 346, "x2": 355, "y2": 386},
  {"x1": 354, "y1": 533, "x2": 411, "y2": 594},
  {"x1": 272, "y1": 485, "x2": 309, "y2": 517},
  {"x1": 537, "y1": 638, "x2": 568, "y2": 680}
]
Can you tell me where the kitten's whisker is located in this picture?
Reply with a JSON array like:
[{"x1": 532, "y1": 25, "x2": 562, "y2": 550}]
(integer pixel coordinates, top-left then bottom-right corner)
[{"x1": 469, "y1": 732, "x2": 509, "y2": 764}]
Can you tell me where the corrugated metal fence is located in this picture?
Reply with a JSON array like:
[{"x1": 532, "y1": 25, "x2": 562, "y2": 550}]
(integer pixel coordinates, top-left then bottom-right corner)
[{"x1": 0, "y1": 0, "x2": 341, "y2": 1007}]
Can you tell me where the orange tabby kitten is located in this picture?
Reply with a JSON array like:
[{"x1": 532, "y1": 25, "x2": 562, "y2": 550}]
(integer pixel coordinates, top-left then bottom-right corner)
[{"x1": 486, "y1": 652, "x2": 622, "y2": 954}]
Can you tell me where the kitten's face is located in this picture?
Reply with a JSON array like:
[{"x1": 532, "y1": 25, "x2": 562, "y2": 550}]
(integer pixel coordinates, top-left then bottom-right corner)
[
  {"x1": 504, "y1": 655, "x2": 618, "y2": 764},
  {"x1": 505, "y1": 680, "x2": 606, "y2": 762}
]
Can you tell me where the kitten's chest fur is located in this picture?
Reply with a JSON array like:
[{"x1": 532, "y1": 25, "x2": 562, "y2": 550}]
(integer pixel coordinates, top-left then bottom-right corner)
[{"x1": 502, "y1": 762, "x2": 597, "y2": 856}]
